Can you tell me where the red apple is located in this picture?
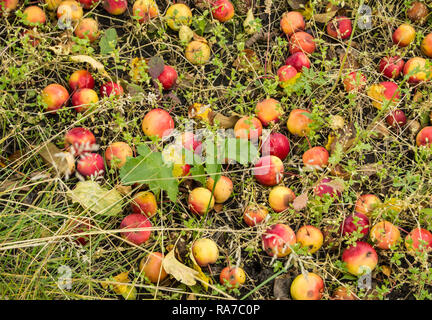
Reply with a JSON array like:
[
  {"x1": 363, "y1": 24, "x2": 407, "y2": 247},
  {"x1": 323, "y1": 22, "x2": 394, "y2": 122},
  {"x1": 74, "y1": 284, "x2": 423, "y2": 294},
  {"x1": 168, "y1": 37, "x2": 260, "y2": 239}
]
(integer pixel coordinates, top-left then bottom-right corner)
[
  {"x1": 120, "y1": 213, "x2": 152, "y2": 245},
  {"x1": 139, "y1": 252, "x2": 168, "y2": 283},
  {"x1": 253, "y1": 155, "x2": 284, "y2": 186},
  {"x1": 290, "y1": 273, "x2": 324, "y2": 300},
  {"x1": 343, "y1": 71, "x2": 367, "y2": 92},
  {"x1": 327, "y1": 16, "x2": 352, "y2": 39},
  {"x1": 379, "y1": 56, "x2": 404, "y2": 79},
  {"x1": 392, "y1": 23, "x2": 416, "y2": 47},
  {"x1": 405, "y1": 227, "x2": 432, "y2": 253},
  {"x1": 367, "y1": 81, "x2": 401, "y2": 110},
  {"x1": 69, "y1": 70, "x2": 95, "y2": 91},
  {"x1": 77, "y1": 153, "x2": 105, "y2": 178},
  {"x1": 421, "y1": 33, "x2": 432, "y2": 57},
  {"x1": 262, "y1": 223, "x2": 296, "y2": 257},
  {"x1": 261, "y1": 132, "x2": 290, "y2": 161},
  {"x1": 277, "y1": 65, "x2": 299, "y2": 88},
  {"x1": 142, "y1": 108, "x2": 175, "y2": 139},
  {"x1": 188, "y1": 187, "x2": 215, "y2": 215},
  {"x1": 157, "y1": 65, "x2": 177, "y2": 90},
  {"x1": 74, "y1": 18, "x2": 100, "y2": 43},
  {"x1": 289, "y1": 31, "x2": 316, "y2": 55},
  {"x1": 354, "y1": 194, "x2": 382, "y2": 217},
  {"x1": 233, "y1": 116, "x2": 263, "y2": 140},
  {"x1": 64, "y1": 127, "x2": 97, "y2": 156},
  {"x1": 255, "y1": 98, "x2": 282, "y2": 126},
  {"x1": 132, "y1": 0, "x2": 159, "y2": 23},
  {"x1": 285, "y1": 52, "x2": 311, "y2": 72},
  {"x1": 211, "y1": 0, "x2": 234, "y2": 23},
  {"x1": 386, "y1": 109, "x2": 407, "y2": 129},
  {"x1": 100, "y1": 81, "x2": 124, "y2": 98},
  {"x1": 131, "y1": 191, "x2": 158, "y2": 218},
  {"x1": 103, "y1": 0, "x2": 127, "y2": 15},
  {"x1": 180, "y1": 132, "x2": 202, "y2": 154},
  {"x1": 220, "y1": 266, "x2": 246, "y2": 288},
  {"x1": 314, "y1": 177, "x2": 342, "y2": 198},
  {"x1": 342, "y1": 241, "x2": 378, "y2": 276},
  {"x1": 403, "y1": 57, "x2": 432, "y2": 83},
  {"x1": 280, "y1": 11, "x2": 305, "y2": 36},
  {"x1": 78, "y1": 0, "x2": 98, "y2": 9},
  {"x1": 22, "y1": 6, "x2": 46, "y2": 26},
  {"x1": 268, "y1": 186, "x2": 295, "y2": 213},
  {"x1": 287, "y1": 109, "x2": 312, "y2": 136},
  {"x1": 71, "y1": 88, "x2": 99, "y2": 113},
  {"x1": 340, "y1": 212, "x2": 370, "y2": 238},
  {"x1": 243, "y1": 204, "x2": 268, "y2": 227},
  {"x1": 302, "y1": 146, "x2": 329, "y2": 169},
  {"x1": 104, "y1": 141, "x2": 133, "y2": 169},
  {"x1": 296, "y1": 225, "x2": 324, "y2": 254},
  {"x1": 416, "y1": 126, "x2": 432, "y2": 147},
  {"x1": 0, "y1": 0, "x2": 18, "y2": 13},
  {"x1": 370, "y1": 220, "x2": 401, "y2": 250},
  {"x1": 41, "y1": 83, "x2": 69, "y2": 113}
]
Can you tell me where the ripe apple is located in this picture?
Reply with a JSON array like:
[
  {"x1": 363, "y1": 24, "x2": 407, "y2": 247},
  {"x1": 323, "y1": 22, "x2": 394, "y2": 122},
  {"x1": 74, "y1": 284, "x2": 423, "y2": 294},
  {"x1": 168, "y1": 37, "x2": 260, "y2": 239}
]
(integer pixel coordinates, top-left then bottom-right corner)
[
  {"x1": 354, "y1": 194, "x2": 382, "y2": 217},
  {"x1": 287, "y1": 109, "x2": 312, "y2": 136},
  {"x1": 290, "y1": 273, "x2": 324, "y2": 300},
  {"x1": 253, "y1": 155, "x2": 284, "y2": 186},
  {"x1": 405, "y1": 227, "x2": 432, "y2": 253},
  {"x1": 0, "y1": 0, "x2": 18, "y2": 13},
  {"x1": 142, "y1": 108, "x2": 174, "y2": 139},
  {"x1": 206, "y1": 175, "x2": 233, "y2": 203},
  {"x1": 327, "y1": 16, "x2": 352, "y2": 39},
  {"x1": 314, "y1": 177, "x2": 342, "y2": 198},
  {"x1": 285, "y1": 52, "x2": 311, "y2": 72},
  {"x1": 139, "y1": 252, "x2": 168, "y2": 283},
  {"x1": 157, "y1": 65, "x2": 177, "y2": 90},
  {"x1": 342, "y1": 241, "x2": 378, "y2": 276},
  {"x1": 340, "y1": 212, "x2": 370, "y2": 238},
  {"x1": 421, "y1": 33, "x2": 432, "y2": 57},
  {"x1": 211, "y1": 0, "x2": 234, "y2": 23},
  {"x1": 379, "y1": 56, "x2": 404, "y2": 79},
  {"x1": 343, "y1": 71, "x2": 367, "y2": 92},
  {"x1": 74, "y1": 18, "x2": 100, "y2": 43},
  {"x1": 69, "y1": 70, "x2": 95, "y2": 91},
  {"x1": 386, "y1": 109, "x2": 407, "y2": 129},
  {"x1": 302, "y1": 146, "x2": 329, "y2": 169},
  {"x1": 188, "y1": 187, "x2": 215, "y2": 215},
  {"x1": 120, "y1": 213, "x2": 152, "y2": 245},
  {"x1": 416, "y1": 126, "x2": 432, "y2": 147},
  {"x1": 77, "y1": 153, "x2": 105, "y2": 178},
  {"x1": 367, "y1": 81, "x2": 400, "y2": 110},
  {"x1": 296, "y1": 225, "x2": 323, "y2": 254},
  {"x1": 261, "y1": 132, "x2": 290, "y2": 160},
  {"x1": 255, "y1": 98, "x2": 282, "y2": 127},
  {"x1": 185, "y1": 40, "x2": 211, "y2": 65},
  {"x1": 243, "y1": 204, "x2": 268, "y2": 227},
  {"x1": 277, "y1": 65, "x2": 299, "y2": 88},
  {"x1": 392, "y1": 23, "x2": 416, "y2": 47},
  {"x1": 103, "y1": 0, "x2": 127, "y2": 15},
  {"x1": 131, "y1": 191, "x2": 157, "y2": 218},
  {"x1": 268, "y1": 186, "x2": 295, "y2": 212},
  {"x1": 22, "y1": 6, "x2": 46, "y2": 26},
  {"x1": 64, "y1": 127, "x2": 97, "y2": 156},
  {"x1": 165, "y1": 3, "x2": 192, "y2": 31},
  {"x1": 403, "y1": 57, "x2": 432, "y2": 83},
  {"x1": 280, "y1": 11, "x2": 305, "y2": 36},
  {"x1": 100, "y1": 81, "x2": 124, "y2": 97},
  {"x1": 41, "y1": 84, "x2": 69, "y2": 113},
  {"x1": 289, "y1": 31, "x2": 316, "y2": 55},
  {"x1": 220, "y1": 266, "x2": 246, "y2": 288},
  {"x1": 57, "y1": 0, "x2": 83, "y2": 23},
  {"x1": 104, "y1": 141, "x2": 133, "y2": 169},
  {"x1": 370, "y1": 220, "x2": 401, "y2": 249},
  {"x1": 77, "y1": 0, "x2": 98, "y2": 9},
  {"x1": 132, "y1": 0, "x2": 159, "y2": 23},
  {"x1": 71, "y1": 88, "x2": 99, "y2": 113},
  {"x1": 234, "y1": 116, "x2": 263, "y2": 140},
  {"x1": 192, "y1": 238, "x2": 219, "y2": 267},
  {"x1": 262, "y1": 223, "x2": 296, "y2": 257}
]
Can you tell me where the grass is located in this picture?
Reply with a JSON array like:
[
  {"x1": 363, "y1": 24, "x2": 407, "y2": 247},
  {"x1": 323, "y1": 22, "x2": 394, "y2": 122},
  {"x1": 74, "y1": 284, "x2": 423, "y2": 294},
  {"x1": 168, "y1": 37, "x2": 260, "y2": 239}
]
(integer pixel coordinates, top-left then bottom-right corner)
[{"x1": 1, "y1": 0, "x2": 432, "y2": 300}]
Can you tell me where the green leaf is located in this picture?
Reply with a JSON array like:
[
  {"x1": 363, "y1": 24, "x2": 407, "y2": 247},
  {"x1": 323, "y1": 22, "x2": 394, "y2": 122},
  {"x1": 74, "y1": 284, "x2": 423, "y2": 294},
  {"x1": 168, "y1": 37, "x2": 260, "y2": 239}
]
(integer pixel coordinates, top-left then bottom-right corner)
[
  {"x1": 189, "y1": 164, "x2": 206, "y2": 185},
  {"x1": 99, "y1": 28, "x2": 118, "y2": 55}
]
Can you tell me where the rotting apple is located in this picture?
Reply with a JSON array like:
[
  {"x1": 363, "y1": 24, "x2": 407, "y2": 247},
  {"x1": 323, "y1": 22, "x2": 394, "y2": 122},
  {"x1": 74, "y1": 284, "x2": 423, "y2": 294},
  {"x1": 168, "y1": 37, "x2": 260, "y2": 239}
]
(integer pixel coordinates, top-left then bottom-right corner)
[
  {"x1": 277, "y1": 64, "x2": 299, "y2": 88},
  {"x1": 416, "y1": 126, "x2": 432, "y2": 147},
  {"x1": 206, "y1": 175, "x2": 233, "y2": 203},
  {"x1": 71, "y1": 88, "x2": 99, "y2": 113},
  {"x1": 280, "y1": 11, "x2": 305, "y2": 36},
  {"x1": 253, "y1": 155, "x2": 284, "y2": 187},
  {"x1": 100, "y1": 81, "x2": 124, "y2": 97},
  {"x1": 354, "y1": 194, "x2": 382, "y2": 217},
  {"x1": 103, "y1": 0, "x2": 127, "y2": 15},
  {"x1": 302, "y1": 146, "x2": 329, "y2": 169},
  {"x1": 370, "y1": 220, "x2": 401, "y2": 250},
  {"x1": 69, "y1": 70, "x2": 95, "y2": 91},
  {"x1": 120, "y1": 213, "x2": 152, "y2": 245},
  {"x1": 287, "y1": 109, "x2": 312, "y2": 136},
  {"x1": 407, "y1": 1, "x2": 429, "y2": 24},
  {"x1": 268, "y1": 185, "x2": 295, "y2": 212},
  {"x1": 141, "y1": 108, "x2": 175, "y2": 139},
  {"x1": 262, "y1": 223, "x2": 296, "y2": 257},
  {"x1": 386, "y1": 109, "x2": 407, "y2": 129},
  {"x1": 326, "y1": 16, "x2": 352, "y2": 39},
  {"x1": 104, "y1": 141, "x2": 133, "y2": 169},
  {"x1": 185, "y1": 40, "x2": 211, "y2": 65},
  {"x1": 290, "y1": 273, "x2": 324, "y2": 300},
  {"x1": 74, "y1": 18, "x2": 100, "y2": 43},
  {"x1": 22, "y1": 6, "x2": 46, "y2": 26},
  {"x1": 405, "y1": 227, "x2": 432, "y2": 254},
  {"x1": 139, "y1": 252, "x2": 168, "y2": 283},
  {"x1": 233, "y1": 116, "x2": 263, "y2": 140},
  {"x1": 157, "y1": 65, "x2": 178, "y2": 90},
  {"x1": 421, "y1": 33, "x2": 432, "y2": 57},
  {"x1": 340, "y1": 212, "x2": 370, "y2": 238},
  {"x1": 76, "y1": 152, "x2": 105, "y2": 178},
  {"x1": 41, "y1": 83, "x2": 70, "y2": 113},
  {"x1": 243, "y1": 204, "x2": 268, "y2": 227},
  {"x1": 192, "y1": 238, "x2": 219, "y2": 267},
  {"x1": 379, "y1": 56, "x2": 404, "y2": 79},
  {"x1": 296, "y1": 225, "x2": 323, "y2": 254},
  {"x1": 367, "y1": 81, "x2": 400, "y2": 110},
  {"x1": 132, "y1": 0, "x2": 158, "y2": 23},
  {"x1": 343, "y1": 71, "x2": 367, "y2": 92},
  {"x1": 285, "y1": 52, "x2": 311, "y2": 72},
  {"x1": 220, "y1": 266, "x2": 246, "y2": 288},
  {"x1": 403, "y1": 57, "x2": 432, "y2": 83},
  {"x1": 57, "y1": 0, "x2": 83, "y2": 23},
  {"x1": 261, "y1": 132, "x2": 290, "y2": 161},
  {"x1": 289, "y1": 31, "x2": 316, "y2": 55},
  {"x1": 211, "y1": 0, "x2": 234, "y2": 23},
  {"x1": 342, "y1": 241, "x2": 378, "y2": 276},
  {"x1": 392, "y1": 23, "x2": 416, "y2": 47},
  {"x1": 188, "y1": 187, "x2": 215, "y2": 215},
  {"x1": 64, "y1": 127, "x2": 97, "y2": 156},
  {"x1": 165, "y1": 3, "x2": 192, "y2": 31},
  {"x1": 255, "y1": 98, "x2": 283, "y2": 127},
  {"x1": 131, "y1": 191, "x2": 158, "y2": 218}
]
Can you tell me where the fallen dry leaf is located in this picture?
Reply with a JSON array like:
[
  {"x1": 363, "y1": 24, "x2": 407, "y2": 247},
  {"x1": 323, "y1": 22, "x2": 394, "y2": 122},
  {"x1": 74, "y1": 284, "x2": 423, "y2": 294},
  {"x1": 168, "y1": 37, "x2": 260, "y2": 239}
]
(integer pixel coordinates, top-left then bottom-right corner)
[
  {"x1": 70, "y1": 55, "x2": 108, "y2": 77},
  {"x1": 313, "y1": 10, "x2": 337, "y2": 23},
  {"x1": 273, "y1": 273, "x2": 292, "y2": 300},
  {"x1": 162, "y1": 249, "x2": 199, "y2": 286},
  {"x1": 189, "y1": 249, "x2": 212, "y2": 290},
  {"x1": 209, "y1": 112, "x2": 241, "y2": 129},
  {"x1": 292, "y1": 193, "x2": 308, "y2": 211},
  {"x1": 38, "y1": 143, "x2": 75, "y2": 178},
  {"x1": 111, "y1": 271, "x2": 137, "y2": 300},
  {"x1": 233, "y1": 49, "x2": 262, "y2": 73},
  {"x1": 381, "y1": 265, "x2": 392, "y2": 277}
]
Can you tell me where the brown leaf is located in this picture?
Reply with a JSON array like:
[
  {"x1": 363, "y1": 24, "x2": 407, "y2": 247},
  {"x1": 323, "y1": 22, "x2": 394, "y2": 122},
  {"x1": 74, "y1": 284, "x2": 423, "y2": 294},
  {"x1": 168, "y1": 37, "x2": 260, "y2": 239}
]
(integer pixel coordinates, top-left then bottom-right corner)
[
  {"x1": 288, "y1": 0, "x2": 307, "y2": 10},
  {"x1": 38, "y1": 143, "x2": 75, "y2": 177},
  {"x1": 273, "y1": 273, "x2": 292, "y2": 300},
  {"x1": 233, "y1": 49, "x2": 262, "y2": 73},
  {"x1": 0, "y1": 175, "x2": 30, "y2": 192},
  {"x1": 381, "y1": 265, "x2": 391, "y2": 277},
  {"x1": 370, "y1": 122, "x2": 389, "y2": 139},
  {"x1": 357, "y1": 164, "x2": 384, "y2": 177},
  {"x1": 330, "y1": 164, "x2": 351, "y2": 179},
  {"x1": 313, "y1": 10, "x2": 337, "y2": 23},
  {"x1": 162, "y1": 250, "x2": 199, "y2": 286},
  {"x1": 214, "y1": 203, "x2": 224, "y2": 212},
  {"x1": 115, "y1": 184, "x2": 132, "y2": 196},
  {"x1": 328, "y1": 123, "x2": 357, "y2": 154},
  {"x1": 292, "y1": 193, "x2": 308, "y2": 211},
  {"x1": 322, "y1": 179, "x2": 345, "y2": 194},
  {"x1": 337, "y1": 48, "x2": 360, "y2": 70},
  {"x1": 148, "y1": 56, "x2": 165, "y2": 79},
  {"x1": 209, "y1": 112, "x2": 241, "y2": 129}
]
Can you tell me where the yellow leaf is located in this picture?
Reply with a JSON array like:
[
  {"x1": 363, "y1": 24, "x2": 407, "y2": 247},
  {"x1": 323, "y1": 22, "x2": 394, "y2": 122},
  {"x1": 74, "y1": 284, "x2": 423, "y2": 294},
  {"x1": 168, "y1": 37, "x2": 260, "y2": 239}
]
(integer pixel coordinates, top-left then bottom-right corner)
[
  {"x1": 162, "y1": 250, "x2": 198, "y2": 286},
  {"x1": 112, "y1": 272, "x2": 137, "y2": 300},
  {"x1": 189, "y1": 249, "x2": 212, "y2": 291},
  {"x1": 70, "y1": 55, "x2": 108, "y2": 77}
]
